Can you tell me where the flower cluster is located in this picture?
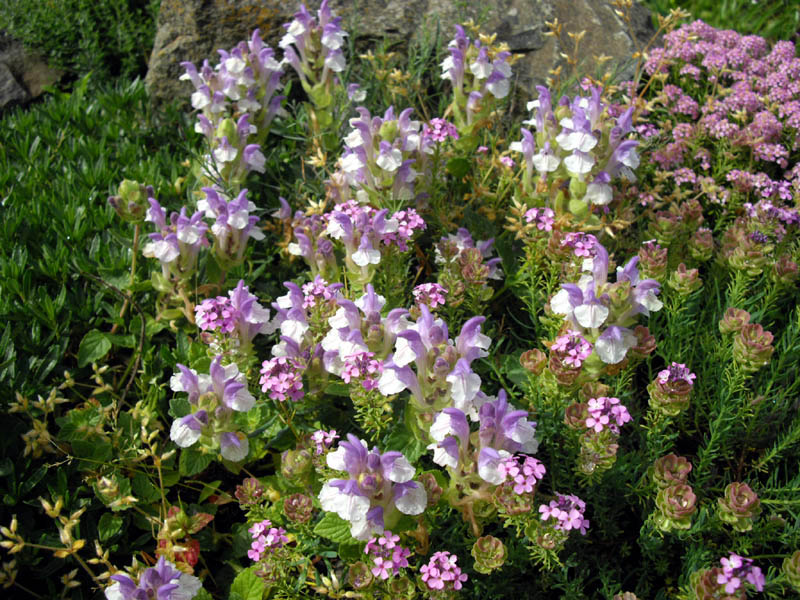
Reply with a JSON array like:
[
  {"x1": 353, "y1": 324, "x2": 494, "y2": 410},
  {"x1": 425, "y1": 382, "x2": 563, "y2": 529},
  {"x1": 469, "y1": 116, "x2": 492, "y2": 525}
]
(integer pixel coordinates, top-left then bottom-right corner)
[
  {"x1": 247, "y1": 519, "x2": 288, "y2": 562},
  {"x1": 500, "y1": 454, "x2": 546, "y2": 495},
  {"x1": 330, "y1": 106, "x2": 431, "y2": 205},
  {"x1": 412, "y1": 283, "x2": 448, "y2": 311},
  {"x1": 648, "y1": 362, "x2": 696, "y2": 416},
  {"x1": 422, "y1": 118, "x2": 459, "y2": 144},
  {"x1": 311, "y1": 429, "x2": 339, "y2": 455},
  {"x1": 104, "y1": 556, "x2": 202, "y2": 600},
  {"x1": 420, "y1": 551, "x2": 468, "y2": 592},
  {"x1": 717, "y1": 554, "x2": 765, "y2": 595},
  {"x1": 197, "y1": 187, "x2": 264, "y2": 268},
  {"x1": 435, "y1": 228, "x2": 503, "y2": 311},
  {"x1": 143, "y1": 198, "x2": 209, "y2": 283},
  {"x1": 289, "y1": 201, "x2": 425, "y2": 286},
  {"x1": 585, "y1": 397, "x2": 631, "y2": 434},
  {"x1": 280, "y1": 0, "x2": 347, "y2": 113},
  {"x1": 539, "y1": 494, "x2": 590, "y2": 534},
  {"x1": 524, "y1": 206, "x2": 555, "y2": 232},
  {"x1": 169, "y1": 357, "x2": 254, "y2": 462},
  {"x1": 259, "y1": 356, "x2": 305, "y2": 402},
  {"x1": 195, "y1": 280, "x2": 274, "y2": 353},
  {"x1": 363, "y1": 531, "x2": 411, "y2": 580},
  {"x1": 318, "y1": 435, "x2": 426, "y2": 540},
  {"x1": 550, "y1": 240, "x2": 662, "y2": 366},
  {"x1": 440, "y1": 25, "x2": 513, "y2": 137},
  {"x1": 181, "y1": 29, "x2": 284, "y2": 187},
  {"x1": 514, "y1": 85, "x2": 638, "y2": 210}
]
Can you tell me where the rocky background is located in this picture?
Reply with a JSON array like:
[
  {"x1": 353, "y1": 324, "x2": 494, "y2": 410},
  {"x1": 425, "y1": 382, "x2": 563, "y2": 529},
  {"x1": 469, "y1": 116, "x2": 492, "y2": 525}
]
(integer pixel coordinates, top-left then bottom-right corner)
[{"x1": 1, "y1": 0, "x2": 653, "y2": 113}]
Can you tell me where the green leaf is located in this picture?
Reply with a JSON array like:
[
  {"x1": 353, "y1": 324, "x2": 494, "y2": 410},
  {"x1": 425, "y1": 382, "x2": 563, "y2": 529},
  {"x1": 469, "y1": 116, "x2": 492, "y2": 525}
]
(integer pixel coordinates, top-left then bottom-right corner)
[
  {"x1": 77, "y1": 329, "x2": 112, "y2": 367},
  {"x1": 229, "y1": 566, "x2": 265, "y2": 600},
  {"x1": 198, "y1": 480, "x2": 222, "y2": 503},
  {"x1": 169, "y1": 397, "x2": 191, "y2": 419},
  {"x1": 384, "y1": 424, "x2": 426, "y2": 464},
  {"x1": 337, "y1": 541, "x2": 362, "y2": 562},
  {"x1": 446, "y1": 157, "x2": 471, "y2": 179},
  {"x1": 132, "y1": 472, "x2": 161, "y2": 503},
  {"x1": 98, "y1": 512, "x2": 123, "y2": 541},
  {"x1": 313, "y1": 512, "x2": 354, "y2": 543},
  {"x1": 179, "y1": 448, "x2": 213, "y2": 477}
]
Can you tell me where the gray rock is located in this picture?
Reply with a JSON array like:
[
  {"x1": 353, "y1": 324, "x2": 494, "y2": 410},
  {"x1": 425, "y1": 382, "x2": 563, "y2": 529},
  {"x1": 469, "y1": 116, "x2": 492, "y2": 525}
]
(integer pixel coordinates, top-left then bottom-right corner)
[
  {"x1": 0, "y1": 32, "x2": 63, "y2": 113},
  {"x1": 145, "y1": 0, "x2": 654, "y2": 109}
]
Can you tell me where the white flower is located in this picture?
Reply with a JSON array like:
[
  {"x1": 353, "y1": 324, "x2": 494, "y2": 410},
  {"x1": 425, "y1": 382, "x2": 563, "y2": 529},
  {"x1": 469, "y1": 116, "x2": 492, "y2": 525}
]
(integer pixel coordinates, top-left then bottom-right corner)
[
  {"x1": 574, "y1": 303, "x2": 609, "y2": 329},
  {"x1": 394, "y1": 483, "x2": 426, "y2": 515}
]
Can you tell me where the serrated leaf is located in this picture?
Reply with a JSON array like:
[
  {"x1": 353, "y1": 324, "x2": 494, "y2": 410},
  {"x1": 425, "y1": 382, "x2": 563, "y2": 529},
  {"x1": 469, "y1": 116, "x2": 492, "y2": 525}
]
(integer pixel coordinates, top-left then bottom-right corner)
[
  {"x1": 77, "y1": 329, "x2": 112, "y2": 367},
  {"x1": 98, "y1": 512, "x2": 123, "y2": 541},
  {"x1": 313, "y1": 512, "x2": 354, "y2": 543},
  {"x1": 229, "y1": 566, "x2": 265, "y2": 600},
  {"x1": 384, "y1": 425, "x2": 426, "y2": 464},
  {"x1": 179, "y1": 448, "x2": 213, "y2": 477},
  {"x1": 169, "y1": 397, "x2": 191, "y2": 419}
]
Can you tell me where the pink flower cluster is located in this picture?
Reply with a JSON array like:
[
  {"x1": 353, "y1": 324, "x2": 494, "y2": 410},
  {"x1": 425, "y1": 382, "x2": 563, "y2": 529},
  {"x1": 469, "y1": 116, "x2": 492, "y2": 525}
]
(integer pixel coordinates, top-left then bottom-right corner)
[
  {"x1": 420, "y1": 551, "x2": 468, "y2": 591},
  {"x1": 561, "y1": 232, "x2": 598, "y2": 258},
  {"x1": 524, "y1": 207, "x2": 555, "y2": 232},
  {"x1": 422, "y1": 118, "x2": 459, "y2": 143},
  {"x1": 717, "y1": 553, "x2": 765, "y2": 594},
  {"x1": 656, "y1": 362, "x2": 696, "y2": 387},
  {"x1": 247, "y1": 519, "x2": 288, "y2": 561},
  {"x1": 539, "y1": 494, "x2": 590, "y2": 534},
  {"x1": 551, "y1": 330, "x2": 593, "y2": 368},
  {"x1": 341, "y1": 351, "x2": 383, "y2": 390},
  {"x1": 364, "y1": 531, "x2": 411, "y2": 580},
  {"x1": 500, "y1": 454, "x2": 546, "y2": 495},
  {"x1": 311, "y1": 429, "x2": 339, "y2": 455},
  {"x1": 413, "y1": 283, "x2": 448, "y2": 309},
  {"x1": 301, "y1": 276, "x2": 340, "y2": 309},
  {"x1": 381, "y1": 208, "x2": 426, "y2": 252},
  {"x1": 259, "y1": 356, "x2": 305, "y2": 402},
  {"x1": 195, "y1": 296, "x2": 237, "y2": 333},
  {"x1": 585, "y1": 397, "x2": 632, "y2": 434}
]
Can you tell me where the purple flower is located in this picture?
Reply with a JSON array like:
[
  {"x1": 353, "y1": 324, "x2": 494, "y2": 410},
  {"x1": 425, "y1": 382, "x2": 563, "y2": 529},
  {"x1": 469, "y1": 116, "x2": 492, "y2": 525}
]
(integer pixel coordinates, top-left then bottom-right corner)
[
  {"x1": 539, "y1": 494, "x2": 590, "y2": 535},
  {"x1": 319, "y1": 435, "x2": 426, "y2": 540},
  {"x1": 105, "y1": 556, "x2": 202, "y2": 600}
]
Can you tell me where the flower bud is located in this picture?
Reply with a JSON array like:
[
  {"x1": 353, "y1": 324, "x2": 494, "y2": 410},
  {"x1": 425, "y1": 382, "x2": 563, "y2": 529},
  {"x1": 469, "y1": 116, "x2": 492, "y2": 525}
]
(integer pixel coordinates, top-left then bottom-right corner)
[
  {"x1": 548, "y1": 353, "x2": 581, "y2": 386},
  {"x1": 520, "y1": 349, "x2": 546, "y2": 375},
  {"x1": 578, "y1": 430, "x2": 619, "y2": 475},
  {"x1": 471, "y1": 535, "x2": 506, "y2": 574},
  {"x1": 680, "y1": 199, "x2": 704, "y2": 228},
  {"x1": 107, "y1": 179, "x2": 153, "y2": 223},
  {"x1": 629, "y1": 325, "x2": 657, "y2": 358},
  {"x1": 564, "y1": 402, "x2": 588, "y2": 429},
  {"x1": 284, "y1": 493, "x2": 314, "y2": 523},
  {"x1": 648, "y1": 211, "x2": 682, "y2": 246},
  {"x1": 648, "y1": 362, "x2": 695, "y2": 417},
  {"x1": 234, "y1": 477, "x2": 264, "y2": 506},
  {"x1": 717, "y1": 482, "x2": 761, "y2": 531},
  {"x1": 732, "y1": 323, "x2": 774, "y2": 373},
  {"x1": 638, "y1": 241, "x2": 668, "y2": 281},
  {"x1": 280, "y1": 449, "x2": 313, "y2": 484},
  {"x1": 613, "y1": 593, "x2": 639, "y2": 600},
  {"x1": 580, "y1": 381, "x2": 610, "y2": 402},
  {"x1": 348, "y1": 561, "x2": 373, "y2": 590},
  {"x1": 493, "y1": 482, "x2": 532, "y2": 516},
  {"x1": 655, "y1": 483, "x2": 697, "y2": 531},
  {"x1": 688, "y1": 228, "x2": 714, "y2": 262},
  {"x1": 667, "y1": 263, "x2": 702, "y2": 295},
  {"x1": 719, "y1": 307, "x2": 750, "y2": 335},
  {"x1": 216, "y1": 117, "x2": 239, "y2": 146},
  {"x1": 651, "y1": 454, "x2": 692, "y2": 488},
  {"x1": 782, "y1": 550, "x2": 800, "y2": 592},
  {"x1": 772, "y1": 254, "x2": 798, "y2": 286},
  {"x1": 689, "y1": 568, "x2": 740, "y2": 600},
  {"x1": 417, "y1": 472, "x2": 443, "y2": 507},
  {"x1": 388, "y1": 576, "x2": 416, "y2": 598}
]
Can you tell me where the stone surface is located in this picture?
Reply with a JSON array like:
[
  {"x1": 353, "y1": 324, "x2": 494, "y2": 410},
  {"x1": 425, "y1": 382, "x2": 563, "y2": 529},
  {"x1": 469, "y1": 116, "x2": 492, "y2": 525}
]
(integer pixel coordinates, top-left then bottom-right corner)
[
  {"x1": 145, "y1": 0, "x2": 654, "y2": 109},
  {"x1": 0, "y1": 32, "x2": 63, "y2": 113}
]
